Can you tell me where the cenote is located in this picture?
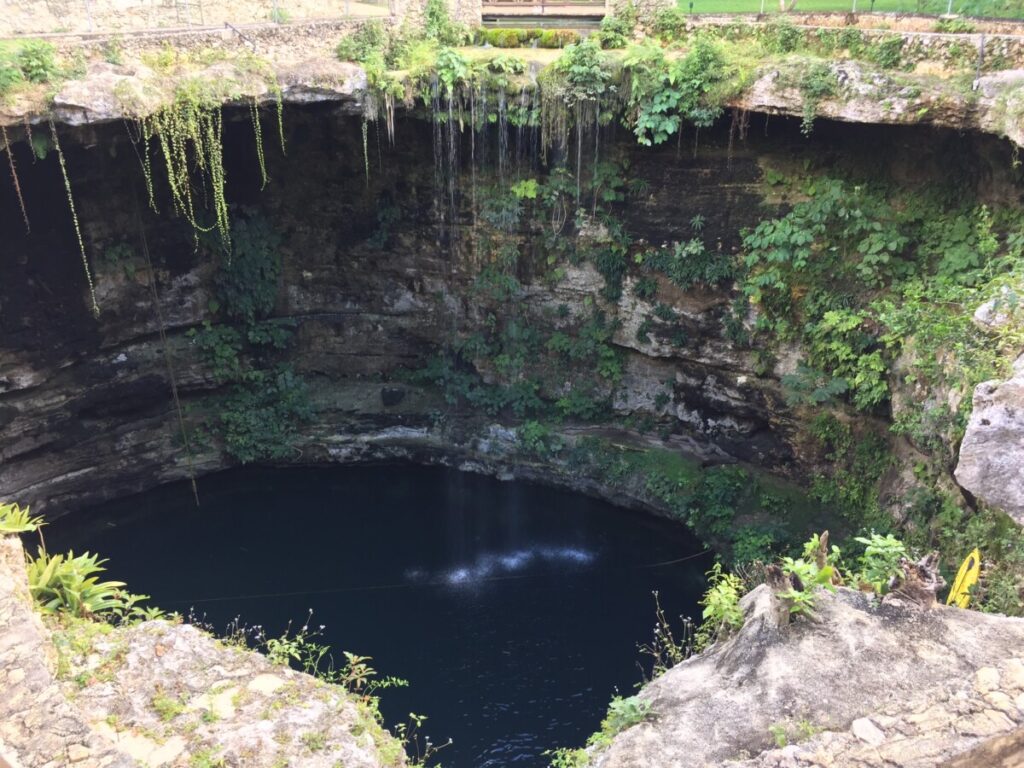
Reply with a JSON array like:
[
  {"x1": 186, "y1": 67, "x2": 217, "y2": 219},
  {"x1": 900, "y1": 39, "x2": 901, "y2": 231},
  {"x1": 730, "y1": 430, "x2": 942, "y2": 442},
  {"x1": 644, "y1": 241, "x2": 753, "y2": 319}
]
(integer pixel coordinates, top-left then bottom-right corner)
[{"x1": 46, "y1": 465, "x2": 708, "y2": 767}]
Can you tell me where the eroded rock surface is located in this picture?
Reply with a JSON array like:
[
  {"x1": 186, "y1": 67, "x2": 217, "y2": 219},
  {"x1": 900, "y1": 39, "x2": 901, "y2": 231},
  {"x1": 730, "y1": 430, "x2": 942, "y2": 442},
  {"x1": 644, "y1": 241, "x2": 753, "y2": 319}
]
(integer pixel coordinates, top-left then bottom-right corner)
[
  {"x1": 597, "y1": 585, "x2": 1024, "y2": 767},
  {"x1": 955, "y1": 355, "x2": 1024, "y2": 525},
  {"x1": 0, "y1": 535, "x2": 404, "y2": 768}
]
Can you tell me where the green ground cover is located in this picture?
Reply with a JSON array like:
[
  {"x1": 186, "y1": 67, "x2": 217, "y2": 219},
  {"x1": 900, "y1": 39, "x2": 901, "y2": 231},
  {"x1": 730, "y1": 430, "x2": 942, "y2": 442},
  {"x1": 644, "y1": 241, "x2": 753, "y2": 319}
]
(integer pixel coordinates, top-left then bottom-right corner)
[{"x1": 676, "y1": 0, "x2": 1024, "y2": 18}]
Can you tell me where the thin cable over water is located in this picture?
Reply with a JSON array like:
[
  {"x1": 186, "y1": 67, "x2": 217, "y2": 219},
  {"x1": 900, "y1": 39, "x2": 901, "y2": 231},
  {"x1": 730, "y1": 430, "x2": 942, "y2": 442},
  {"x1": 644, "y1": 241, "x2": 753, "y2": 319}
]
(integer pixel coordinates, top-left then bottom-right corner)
[{"x1": 159, "y1": 549, "x2": 713, "y2": 606}]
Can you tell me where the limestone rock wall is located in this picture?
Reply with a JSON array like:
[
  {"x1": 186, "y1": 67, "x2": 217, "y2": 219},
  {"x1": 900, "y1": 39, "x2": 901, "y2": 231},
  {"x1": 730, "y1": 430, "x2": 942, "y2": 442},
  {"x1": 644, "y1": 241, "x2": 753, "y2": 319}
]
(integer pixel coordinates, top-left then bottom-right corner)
[
  {"x1": 955, "y1": 354, "x2": 1024, "y2": 526},
  {"x1": 0, "y1": 104, "x2": 1017, "y2": 517},
  {"x1": 597, "y1": 585, "x2": 1024, "y2": 768}
]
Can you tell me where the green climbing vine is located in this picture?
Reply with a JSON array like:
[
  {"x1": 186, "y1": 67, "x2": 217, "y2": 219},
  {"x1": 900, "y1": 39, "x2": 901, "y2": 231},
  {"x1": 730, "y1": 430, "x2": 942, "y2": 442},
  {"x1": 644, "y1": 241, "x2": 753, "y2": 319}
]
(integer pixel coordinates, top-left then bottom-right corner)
[
  {"x1": 143, "y1": 89, "x2": 231, "y2": 250},
  {"x1": 251, "y1": 98, "x2": 268, "y2": 190},
  {"x1": 275, "y1": 89, "x2": 287, "y2": 155},
  {"x1": 50, "y1": 121, "x2": 99, "y2": 318},
  {"x1": 1, "y1": 124, "x2": 29, "y2": 233}
]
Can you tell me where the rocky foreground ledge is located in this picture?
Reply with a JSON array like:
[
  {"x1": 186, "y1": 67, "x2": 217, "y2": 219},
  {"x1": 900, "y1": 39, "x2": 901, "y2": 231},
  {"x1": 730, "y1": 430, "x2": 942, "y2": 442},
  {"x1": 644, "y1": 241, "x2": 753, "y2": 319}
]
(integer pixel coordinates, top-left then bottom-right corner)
[
  {"x1": 0, "y1": 535, "x2": 404, "y2": 768},
  {"x1": 5, "y1": 523, "x2": 1024, "y2": 768},
  {"x1": 597, "y1": 585, "x2": 1024, "y2": 768}
]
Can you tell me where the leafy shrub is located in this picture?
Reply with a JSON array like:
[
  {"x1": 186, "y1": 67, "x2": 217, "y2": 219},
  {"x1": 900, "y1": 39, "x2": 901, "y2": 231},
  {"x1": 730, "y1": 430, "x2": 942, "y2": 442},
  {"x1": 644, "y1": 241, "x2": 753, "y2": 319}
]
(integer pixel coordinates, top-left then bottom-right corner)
[
  {"x1": 336, "y1": 21, "x2": 391, "y2": 63},
  {"x1": 623, "y1": 36, "x2": 731, "y2": 146},
  {"x1": 595, "y1": 14, "x2": 632, "y2": 49},
  {"x1": 759, "y1": 20, "x2": 803, "y2": 54},
  {"x1": 651, "y1": 7, "x2": 688, "y2": 42},
  {"x1": 732, "y1": 528, "x2": 776, "y2": 565},
  {"x1": 27, "y1": 548, "x2": 157, "y2": 620},
  {"x1": 855, "y1": 533, "x2": 907, "y2": 593},
  {"x1": 869, "y1": 35, "x2": 905, "y2": 70},
  {"x1": 434, "y1": 46, "x2": 471, "y2": 94},
  {"x1": 424, "y1": 0, "x2": 467, "y2": 46},
  {"x1": 934, "y1": 17, "x2": 976, "y2": 33},
  {"x1": 217, "y1": 366, "x2": 314, "y2": 463},
  {"x1": 0, "y1": 501, "x2": 43, "y2": 533},
  {"x1": 518, "y1": 420, "x2": 563, "y2": 457},
  {"x1": 689, "y1": 466, "x2": 746, "y2": 540},
  {"x1": 634, "y1": 276, "x2": 658, "y2": 300},
  {"x1": 642, "y1": 239, "x2": 734, "y2": 289},
  {"x1": 15, "y1": 41, "x2": 57, "y2": 83},
  {"x1": 600, "y1": 696, "x2": 650, "y2": 735},
  {"x1": 480, "y1": 28, "x2": 532, "y2": 48},
  {"x1": 0, "y1": 58, "x2": 24, "y2": 95},
  {"x1": 487, "y1": 52, "x2": 526, "y2": 75},
  {"x1": 537, "y1": 30, "x2": 580, "y2": 49},
  {"x1": 696, "y1": 562, "x2": 745, "y2": 649},
  {"x1": 213, "y1": 215, "x2": 282, "y2": 325},
  {"x1": 777, "y1": 552, "x2": 838, "y2": 616},
  {"x1": 798, "y1": 63, "x2": 837, "y2": 135}
]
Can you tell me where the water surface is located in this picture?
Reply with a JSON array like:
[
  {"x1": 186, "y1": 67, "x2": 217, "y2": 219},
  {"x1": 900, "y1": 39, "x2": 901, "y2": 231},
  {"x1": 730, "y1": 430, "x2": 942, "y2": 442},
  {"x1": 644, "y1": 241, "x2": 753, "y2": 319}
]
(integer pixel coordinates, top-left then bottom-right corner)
[{"x1": 49, "y1": 465, "x2": 707, "y2": 767}]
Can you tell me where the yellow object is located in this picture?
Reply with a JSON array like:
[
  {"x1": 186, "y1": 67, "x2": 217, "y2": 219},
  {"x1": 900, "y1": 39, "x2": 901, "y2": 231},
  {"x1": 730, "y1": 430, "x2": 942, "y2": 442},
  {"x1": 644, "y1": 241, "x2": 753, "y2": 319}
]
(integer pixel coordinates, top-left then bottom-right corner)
[{"x1": 946, "y1": 548, "x2": 982, "y2": 608}]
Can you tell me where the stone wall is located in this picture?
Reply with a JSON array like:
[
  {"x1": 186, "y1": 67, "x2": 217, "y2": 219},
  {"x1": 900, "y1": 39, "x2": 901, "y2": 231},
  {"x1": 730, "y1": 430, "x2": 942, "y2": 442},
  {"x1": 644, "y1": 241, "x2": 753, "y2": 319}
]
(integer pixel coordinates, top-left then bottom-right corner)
[
  {"x1": 608, "y1": 0, "x2": 674, "y2": 26},
  {"x1": 687, "y1": 17, "x2": 1024, "y2": 72}
]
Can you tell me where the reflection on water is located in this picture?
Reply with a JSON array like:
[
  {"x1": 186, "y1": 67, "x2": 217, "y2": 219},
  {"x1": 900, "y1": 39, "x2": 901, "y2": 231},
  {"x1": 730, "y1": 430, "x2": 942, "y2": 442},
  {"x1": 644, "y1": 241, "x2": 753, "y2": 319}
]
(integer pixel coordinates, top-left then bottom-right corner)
[
  {"x1": 407, "y1": 546, "x2": 598, "y2": 588},
  {"x1": 48, "y1": 465, "x2": 707, "y2": 767}
]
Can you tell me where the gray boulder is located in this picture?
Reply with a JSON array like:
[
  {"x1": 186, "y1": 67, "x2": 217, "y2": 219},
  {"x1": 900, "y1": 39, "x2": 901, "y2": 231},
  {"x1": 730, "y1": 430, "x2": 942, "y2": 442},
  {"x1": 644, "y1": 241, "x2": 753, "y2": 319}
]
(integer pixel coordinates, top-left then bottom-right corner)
[
  {"x1": 595, "y1": 584, "x2": 1024, "y2": 767},
  {"x1": 955, "y1": 355, "x2": 1024, "y2": 525}
]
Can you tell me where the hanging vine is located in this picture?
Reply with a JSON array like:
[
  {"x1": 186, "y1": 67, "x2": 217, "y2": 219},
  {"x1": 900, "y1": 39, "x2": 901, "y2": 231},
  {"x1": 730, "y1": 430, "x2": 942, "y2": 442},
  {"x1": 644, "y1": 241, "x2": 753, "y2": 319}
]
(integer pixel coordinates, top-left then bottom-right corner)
[
  {"x1": 274, "y1": 88, "x2": 286, "y2": 155},
  {"x1": 2, "y1": 124, "x2": 30, "y2": 233},
  {"x1": 22, "y1": 114, "x2": 34, "y2": 163},
  {"x1": 144, "y1": 92, "x2": 230, "y2": 251},
  {"x1": 362, "y1": 119, "x2": 370, "y2": 184},
  {"x1": 250, "y1": 98, "x2": 268, "y2": 190},
  {"x1": 50, "y1": 120, "x2": 99, "y2": 318}
]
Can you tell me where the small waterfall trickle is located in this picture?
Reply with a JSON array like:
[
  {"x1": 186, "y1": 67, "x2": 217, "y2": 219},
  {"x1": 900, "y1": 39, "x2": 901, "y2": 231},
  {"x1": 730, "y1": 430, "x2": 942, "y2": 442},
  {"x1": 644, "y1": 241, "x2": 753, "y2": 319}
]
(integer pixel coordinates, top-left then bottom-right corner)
[
  {"x1": 497, "y1": 90, "x2": 509, "y2": 187},
  {"x1": 431, "y1": 76, "x2": 445, "y2": 246},
  {"x1": 446, "y1": 92, "x2": 459, "y2": 248}
]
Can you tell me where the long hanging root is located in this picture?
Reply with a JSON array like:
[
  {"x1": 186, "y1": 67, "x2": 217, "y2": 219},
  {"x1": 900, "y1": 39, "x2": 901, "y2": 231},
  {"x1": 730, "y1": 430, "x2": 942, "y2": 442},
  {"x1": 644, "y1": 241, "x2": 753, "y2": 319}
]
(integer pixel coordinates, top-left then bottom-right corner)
[
  {"x1": 50, "y1": 120, "x2": 99, "y2": 318},
  {"x1": 362, "y1": 119, "x2": 369, "y2": 185},
  {"x1": 134, "y1": 185, "x2": 201, "y2": 508},
  {"x1": 124, "y1": 118, "x2": 159, "y2": 213},
  {"x1": 2, "y1": 124, "x2": 30, "y2": 233},
  {"x1": 22, "y1": 114, "x2": 34, "y2": 163}
]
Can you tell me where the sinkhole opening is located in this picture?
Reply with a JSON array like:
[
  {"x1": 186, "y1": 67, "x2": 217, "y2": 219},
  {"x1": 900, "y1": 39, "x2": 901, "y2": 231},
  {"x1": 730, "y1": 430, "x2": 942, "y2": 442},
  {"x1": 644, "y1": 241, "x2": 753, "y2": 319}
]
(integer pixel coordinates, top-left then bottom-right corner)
[{"x1": 46, "y1": 464, "x2": 709, "y2": 767}]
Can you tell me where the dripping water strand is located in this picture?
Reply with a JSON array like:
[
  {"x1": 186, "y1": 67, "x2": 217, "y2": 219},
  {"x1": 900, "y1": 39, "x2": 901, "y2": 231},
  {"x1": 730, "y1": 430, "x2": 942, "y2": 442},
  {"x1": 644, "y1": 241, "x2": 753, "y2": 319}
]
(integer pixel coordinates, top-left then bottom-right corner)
[{"x1": 497, "y1": 90, "x2": 508, "y2": 187}]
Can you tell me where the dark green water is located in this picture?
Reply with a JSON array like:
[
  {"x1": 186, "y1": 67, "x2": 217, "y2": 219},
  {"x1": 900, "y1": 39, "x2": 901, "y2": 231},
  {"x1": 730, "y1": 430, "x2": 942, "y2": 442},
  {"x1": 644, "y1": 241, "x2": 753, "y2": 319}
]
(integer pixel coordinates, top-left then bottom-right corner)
[{"x1": 48, "y1": 465, "x2": 708, "y2": 767}]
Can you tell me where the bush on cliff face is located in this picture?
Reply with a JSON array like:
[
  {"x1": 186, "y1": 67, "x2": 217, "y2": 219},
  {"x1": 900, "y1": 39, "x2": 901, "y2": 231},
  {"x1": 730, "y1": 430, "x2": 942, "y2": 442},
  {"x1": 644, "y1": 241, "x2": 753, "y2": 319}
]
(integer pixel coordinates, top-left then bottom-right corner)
[
  {"x1": 0, "y1": 502, "x2": 42, "y2": 533},
  {"x1": 623, "y1": 38, "x2": 732, "y2": 146},
  {"x1": 189, "y1": 214, "x2": 314, "y2": 464},
  {"x1": 741, "y1": 179, "x2": 1024, "y2": 422}
]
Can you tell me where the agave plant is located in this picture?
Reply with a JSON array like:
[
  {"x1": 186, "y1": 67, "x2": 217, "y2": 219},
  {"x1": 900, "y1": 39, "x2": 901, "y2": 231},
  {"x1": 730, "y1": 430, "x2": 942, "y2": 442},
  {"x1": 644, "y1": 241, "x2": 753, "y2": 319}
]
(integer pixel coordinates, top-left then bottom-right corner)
[
  {"x1": 0, "y1": 502, "x2": 44, "y2": 534},
  {"x1": 26, "y1": 548, "x2": 128, "y2": 617}
]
